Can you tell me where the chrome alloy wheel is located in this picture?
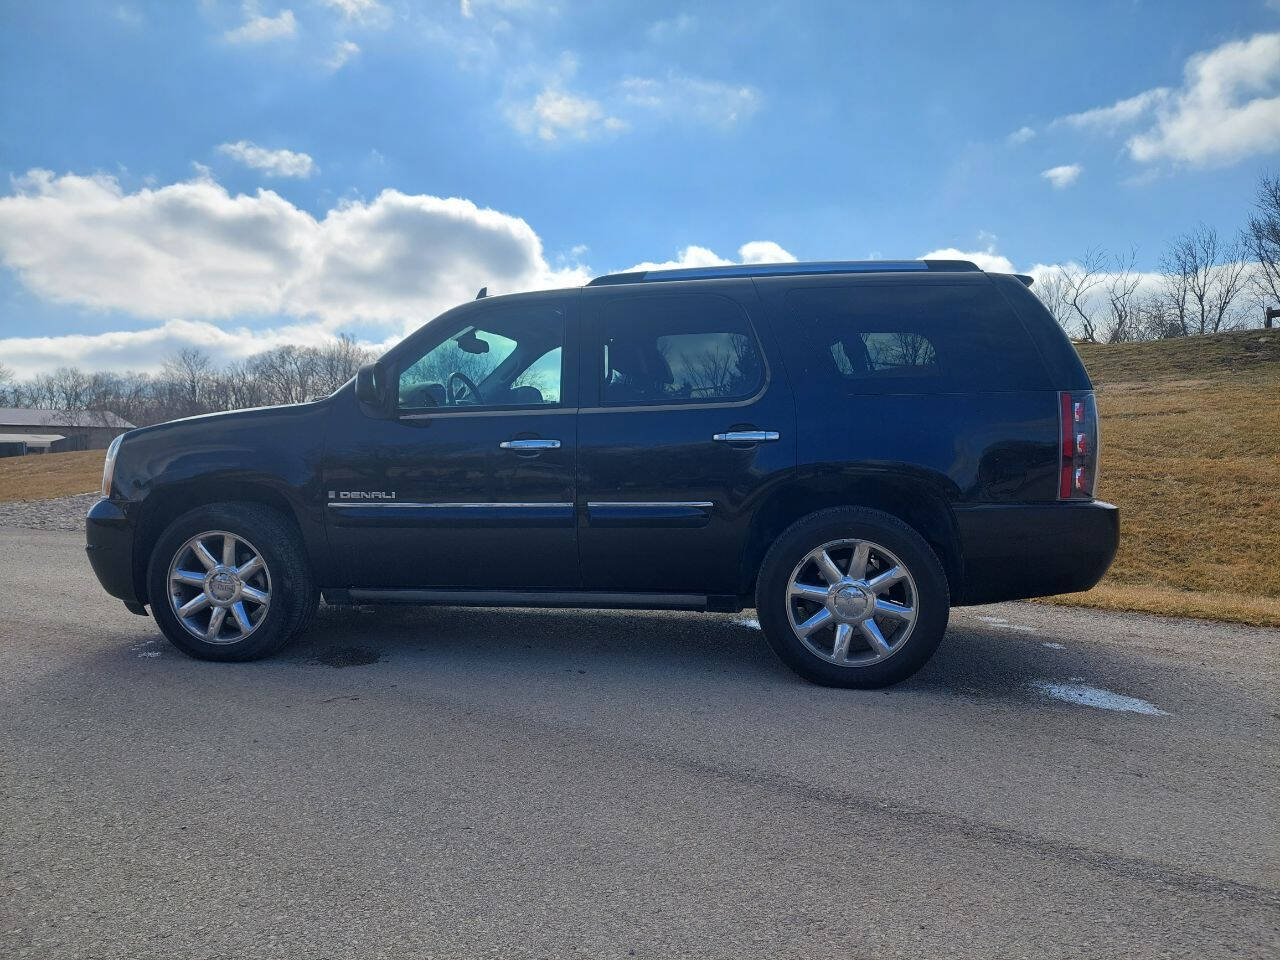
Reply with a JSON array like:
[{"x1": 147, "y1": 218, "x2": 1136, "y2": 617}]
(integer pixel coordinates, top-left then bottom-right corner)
[
  {"x1": 166, "y1": 530, "x2": 272, "y2": 644},
  {"x1": 785, "y1": 538, "x2": 919, "y2": 666}
]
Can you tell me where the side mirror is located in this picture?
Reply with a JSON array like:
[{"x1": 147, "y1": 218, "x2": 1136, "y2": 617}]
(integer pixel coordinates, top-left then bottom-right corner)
[{"x1": 355, "y1": 361, "x2": 391, "y2": 415}]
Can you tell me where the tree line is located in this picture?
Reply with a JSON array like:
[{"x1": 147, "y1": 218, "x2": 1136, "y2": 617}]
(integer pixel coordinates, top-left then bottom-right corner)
[
  {"x1": 0, "y1": 335, "x2": 374, "y2": 427},
  {"x1": 1, "y1": 175, "x2": 1277, "y2": 425},
  {"x1": 1035, "y1": 173, "x2": 1279, "y2": 342}
]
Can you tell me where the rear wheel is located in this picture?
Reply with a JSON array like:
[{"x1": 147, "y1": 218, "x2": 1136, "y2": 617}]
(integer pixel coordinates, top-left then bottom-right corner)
[
  {"x1": 756, "y1": 507, "x2": 950, "y2": 688},
  {"x1": 146, "y1": 503, "x2": 314, "y2": 662}
]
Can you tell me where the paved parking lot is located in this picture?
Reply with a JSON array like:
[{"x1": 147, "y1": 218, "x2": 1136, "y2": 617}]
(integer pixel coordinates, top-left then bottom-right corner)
[{"x1": 2, "y1": 527, "x2": 1277, "y2": 958}]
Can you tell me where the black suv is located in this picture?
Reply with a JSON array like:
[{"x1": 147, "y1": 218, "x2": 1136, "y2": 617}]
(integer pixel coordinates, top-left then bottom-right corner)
[{"x1": 87, "y1": 260, "x2": 1118, "y2": 687}]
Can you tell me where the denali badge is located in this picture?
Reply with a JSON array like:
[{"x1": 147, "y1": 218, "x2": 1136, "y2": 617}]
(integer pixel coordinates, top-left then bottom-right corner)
[{"x1": 329, "y1": 490, "x2": 397, "y2": 500}]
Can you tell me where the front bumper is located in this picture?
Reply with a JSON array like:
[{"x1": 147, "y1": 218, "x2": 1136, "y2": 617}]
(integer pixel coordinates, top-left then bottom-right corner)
[
  {"x1": 86, "y1": 497, "x2": 144, "y2": 608},
  {"x1": 952, "y1": 500, "x2": 1119, "y2": 605}
]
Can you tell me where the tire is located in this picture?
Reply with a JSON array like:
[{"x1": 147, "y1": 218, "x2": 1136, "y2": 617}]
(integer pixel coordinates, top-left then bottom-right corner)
[
  {"x1": 292, "y1": 586, "x2": 322, "y2": 638},
  {"x1": 146, "y1": 502, "x2": 315, "y2": 662},
  {"x1": 755, "y1": 507, "x2": 950, "y2": 688}
]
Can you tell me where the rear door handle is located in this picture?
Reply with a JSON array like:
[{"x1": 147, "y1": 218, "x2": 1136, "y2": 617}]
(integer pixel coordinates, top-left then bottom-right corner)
[
  {"x1": 499, "y1": 439, "x2": 562, "y2": 450},
  {"x1": 713, "y1": 431, "x2": 780, "y2": 442}
]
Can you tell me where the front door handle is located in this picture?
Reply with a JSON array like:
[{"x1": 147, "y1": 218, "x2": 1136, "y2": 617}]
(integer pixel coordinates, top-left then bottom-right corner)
[
  {"x1": 499, "y1": 439, "x2": 562, "y2": 450},
  {"x1": 713, "y1": 431, "x2": 780, "y2": 442}
]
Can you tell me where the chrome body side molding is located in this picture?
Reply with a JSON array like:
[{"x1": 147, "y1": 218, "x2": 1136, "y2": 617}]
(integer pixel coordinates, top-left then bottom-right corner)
[
  {"x1": 585, "y1": 500, "x2": 715, "y2": 529},
  {"x1": 327, "y1": 501, "x2": 574, "y2": 528}
]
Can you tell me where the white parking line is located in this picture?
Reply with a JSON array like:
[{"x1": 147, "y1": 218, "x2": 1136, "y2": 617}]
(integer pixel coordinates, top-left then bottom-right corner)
[
  {"x1": 1031, "y1": 681, "x2": 1167, "y2": 716},
  {"x1": 974, "y1": 615, "x2": 1037, "y2": 633}
]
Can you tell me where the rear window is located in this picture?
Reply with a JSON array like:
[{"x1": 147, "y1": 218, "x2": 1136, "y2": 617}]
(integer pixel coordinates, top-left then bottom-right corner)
[{"x1": 784, "y1": 282, "x2": 1049, "y2": 393}]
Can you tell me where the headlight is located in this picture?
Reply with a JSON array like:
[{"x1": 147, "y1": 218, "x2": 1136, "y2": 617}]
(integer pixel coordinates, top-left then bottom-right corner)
[{"x1": 101, "y1": 434, "x2": 123, "y2": 498}]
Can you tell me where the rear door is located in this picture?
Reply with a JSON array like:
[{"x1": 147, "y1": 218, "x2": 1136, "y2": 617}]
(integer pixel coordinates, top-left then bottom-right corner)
[{"x1": 575, "y1": 281, "x2": 796, "y2": 595}]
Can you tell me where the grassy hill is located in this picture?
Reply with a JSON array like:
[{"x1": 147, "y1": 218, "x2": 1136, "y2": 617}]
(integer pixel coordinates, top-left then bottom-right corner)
[
  {"x1": 2, "y1": 329, "x2": 1277, "y2": 625},
  {"x1": 1062, "y1": 329, "x2": 1280, "y2": 625},
  {"x1": 0, "y1": 449, "x2": 104, "y2": 501}
]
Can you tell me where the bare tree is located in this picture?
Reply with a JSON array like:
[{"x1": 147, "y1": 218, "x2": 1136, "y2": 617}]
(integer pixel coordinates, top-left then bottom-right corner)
[
  {"x1": 1158, "y1": 224, "x2": 1249, "y2": 336},
  {"x1": 1102, "y1": 249, "x2": 1144, "y2": 343},
  {"x1": 1243, "y1": 173, "x2": 1280, "y2": 326},
  {"x1": 1032, "y1": 267, "x2": 1072, "y2": 330},
  {"x1": 314, "y1": 333, "x2": 375, "y2": 395},
  {"x1": 1059, "y1": 249, "x2": 1107, "y2": 343},
  {"x1": 162, "y1": 348, "x2": 214, "y2": 418}
]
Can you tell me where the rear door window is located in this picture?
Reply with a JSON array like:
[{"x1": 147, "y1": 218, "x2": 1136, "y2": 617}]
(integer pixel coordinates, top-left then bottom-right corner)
[
  {"x1": 595, "y1": 294, "x2": 765, "y2": 405},
  {"x1": 784, "y1": 282, "x2": 1049, "y2": 393}
]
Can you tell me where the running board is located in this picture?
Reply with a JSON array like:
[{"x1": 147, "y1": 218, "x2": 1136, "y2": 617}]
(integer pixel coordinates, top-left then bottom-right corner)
[{"x1": 324, "y1": 588, "x2": 742, "y2": 613}]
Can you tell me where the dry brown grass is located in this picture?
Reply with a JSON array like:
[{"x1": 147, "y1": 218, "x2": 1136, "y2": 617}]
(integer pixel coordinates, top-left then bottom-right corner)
[
  {"x1": 0, "y1": 449, "x2": 104, "y2": 501},
  {"x1": 1048, "y1": 329, "x2": 1280, "y2": 626}
]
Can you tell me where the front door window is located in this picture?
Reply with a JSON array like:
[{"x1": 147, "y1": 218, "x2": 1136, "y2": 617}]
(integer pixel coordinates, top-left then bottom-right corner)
[{"x1": 397, "y1": 304, "x2": 565, "y2": 412}]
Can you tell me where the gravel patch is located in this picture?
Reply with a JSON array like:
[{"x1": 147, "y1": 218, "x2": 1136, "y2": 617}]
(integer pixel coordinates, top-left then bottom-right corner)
[{"x1": 0, "y1": 493, "x2": 98, "y2": 531}]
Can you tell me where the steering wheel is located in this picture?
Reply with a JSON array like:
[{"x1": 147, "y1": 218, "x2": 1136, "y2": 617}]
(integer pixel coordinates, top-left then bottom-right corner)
[{"x1": 447, "y1": 371, "x2": 481, "y2": 405}]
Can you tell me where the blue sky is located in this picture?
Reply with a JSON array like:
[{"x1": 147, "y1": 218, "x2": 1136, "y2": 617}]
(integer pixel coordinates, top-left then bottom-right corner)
[{"x1": 2, "y1": 0, "x2": 1279, "y2": 374}]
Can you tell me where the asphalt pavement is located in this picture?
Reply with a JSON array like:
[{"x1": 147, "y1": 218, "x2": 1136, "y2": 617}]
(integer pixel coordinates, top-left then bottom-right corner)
[{"x1": 2, "y1": 527, "x2": 1277, "y2": 959}]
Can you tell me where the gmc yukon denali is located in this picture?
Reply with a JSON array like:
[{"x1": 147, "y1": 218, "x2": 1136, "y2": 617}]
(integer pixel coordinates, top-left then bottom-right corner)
[{"x1": 86, "y1": 260, "x2": 1118, "y2": 687}]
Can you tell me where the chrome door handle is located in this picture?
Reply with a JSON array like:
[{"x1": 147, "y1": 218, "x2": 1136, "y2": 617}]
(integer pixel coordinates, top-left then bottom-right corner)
[
  {"x1": 499, "y1": 439, "x2": 561, "y2": 450},
  {"x1": 713, "y1": 431, "x2": 780, "y2": 442}
]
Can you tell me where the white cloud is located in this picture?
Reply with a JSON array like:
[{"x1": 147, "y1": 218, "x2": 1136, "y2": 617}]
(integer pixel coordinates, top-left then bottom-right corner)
[
  {"x1": 319, "y1": 0, "x2": 387, "y2": 25},
  {"x1": 1041, "y1": 163, "x2": 1082, "y2": 189},
  {"x1": 217, "y1": 141, "x2": 317, "y2": 178},
  {"x1": 647, "y1": 13, "x2": 695, "y2": 41},
  {"x1": 460, "y1": 0, "x2": 539, "y2": 16},
  {"x1": 738, "y1": 241, "x2": 797, "y2": 264},
  {"x1": 0, "y1": 171, "x2": 809, "y2": 375},
  {"x1": 224, "y1": 7, "x2": 297, "y2": 43},
  {"x1": 1054, "y1": 32, "x2": 1280, "y2": 167},
  {"x1": 0, "y1": 169, "x2": 587, "y2": 344},
  {"x1": 917, "y1": 246, "x2": 1016, "y2": 274},
  {"x1": 505, "y1": 59, "x2": 759, "y2": 142},
  {"x1": 326, "y1": 39, "x2": 361, "y2": 70},
  {"x1": 1056, "y1": 88, "x2": 1169, "y2": 131},
  {"x1": 623, "y1": 241, "x2": 796, "y2": 273},
  {"x1": 620, "y1": 72, "x2": 760, "y2": 127},
  {"x1": 508, "y1": 87, "x2": 625, "y2": 141},
  {"x1": 1006, "y1": 125, "x2": 1036, "y2": 145}
]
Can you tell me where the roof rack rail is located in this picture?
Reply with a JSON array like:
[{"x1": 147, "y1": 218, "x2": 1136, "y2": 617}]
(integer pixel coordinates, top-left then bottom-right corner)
[{"x1": 585, "y1": 259, "x2": 981, "y2": 287}]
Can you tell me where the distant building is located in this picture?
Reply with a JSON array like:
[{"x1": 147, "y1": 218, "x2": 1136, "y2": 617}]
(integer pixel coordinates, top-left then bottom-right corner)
[
  {"x1": 0, "y1": 408, "x2": 134, "y2": 452},
  {"x1": 0, "y1": 433, "x2": 66, "y2": 457}
]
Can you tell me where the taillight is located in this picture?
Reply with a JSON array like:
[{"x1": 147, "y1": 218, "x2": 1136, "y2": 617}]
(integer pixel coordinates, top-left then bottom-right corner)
[{"x1": 1059, "y1": 391, "x2": 1098, "y2": 500}]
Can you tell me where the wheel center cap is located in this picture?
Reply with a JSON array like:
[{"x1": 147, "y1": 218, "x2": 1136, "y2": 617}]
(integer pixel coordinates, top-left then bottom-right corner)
[
  {"x1": 207, "y1": 570, "x2": 241, "y2": 605},
  {"x1": 832, "y1": 584, "x2": 872, "y2": 620}
]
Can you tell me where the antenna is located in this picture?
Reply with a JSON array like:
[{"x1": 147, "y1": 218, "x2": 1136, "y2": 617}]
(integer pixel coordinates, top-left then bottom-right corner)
[{"x1": 475, "y1": 287, "x2": 488, "y2": 300}]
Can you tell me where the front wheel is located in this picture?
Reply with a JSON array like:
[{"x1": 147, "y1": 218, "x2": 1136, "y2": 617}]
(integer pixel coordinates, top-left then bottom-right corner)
[
  {"x1": 146, "y1": 503, "x2": 315, "y2": 662},
  {"x1": 756, "y1": 507, "x2": 950, "y2": 688}
]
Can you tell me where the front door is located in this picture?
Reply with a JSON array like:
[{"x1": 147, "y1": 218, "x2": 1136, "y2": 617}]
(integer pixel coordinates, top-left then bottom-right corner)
[
  {"x1": 324, "y1": 294, "x2": 580, "y2": 590},
  {"x1": 575, "y1": 282, "x2": 796, "y2": 595}
]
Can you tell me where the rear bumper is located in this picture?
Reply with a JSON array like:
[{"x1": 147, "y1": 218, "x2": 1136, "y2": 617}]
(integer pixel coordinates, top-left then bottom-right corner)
[
  {"x1": 85, "y1": 498, "x2": 144, "y2": 607},
  {"x1": 953, "y1": 500, "x2": 1119, "y2": 605}
]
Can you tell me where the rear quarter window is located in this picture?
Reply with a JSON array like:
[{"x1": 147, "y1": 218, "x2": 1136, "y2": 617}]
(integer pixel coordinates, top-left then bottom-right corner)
[{"x1": 783, "y1": 282, "x2": 1051, "y2": 393}]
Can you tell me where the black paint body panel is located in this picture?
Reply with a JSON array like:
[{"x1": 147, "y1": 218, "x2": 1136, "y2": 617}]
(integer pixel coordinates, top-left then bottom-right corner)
[{"x1": 86, "y1": 268, "x2": 1118, "y2": 613}]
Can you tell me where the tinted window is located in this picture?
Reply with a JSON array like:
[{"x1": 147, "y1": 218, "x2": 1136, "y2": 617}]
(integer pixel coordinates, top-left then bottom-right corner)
[
  {"x1": 398, "y1": 303, "x2": 565, "y2": 411},
  {"x1": 784, "y1": 283, "x2": 1048, "y2": 393},
  {"x1": 597, "y1": 294, "x2": 764, "y2": 404}
]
